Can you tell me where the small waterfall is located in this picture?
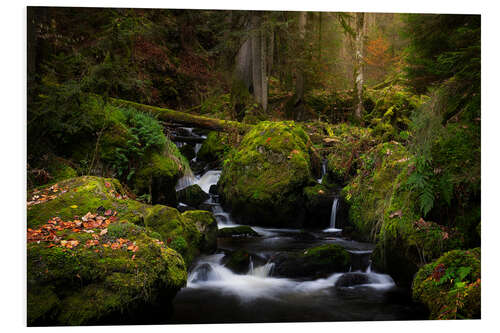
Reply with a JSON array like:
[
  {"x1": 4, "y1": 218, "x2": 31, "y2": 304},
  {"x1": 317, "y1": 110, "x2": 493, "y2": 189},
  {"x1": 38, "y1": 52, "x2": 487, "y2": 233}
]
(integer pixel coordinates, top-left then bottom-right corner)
[
  {"x1": 318, "y1": 160, "x2": 327, "y2": 184},
  {"x1": 330, "y1": 198, "x2": 339, "y2": 228},
  {"x1": 194, "y1": 143, "x2": 202, "y2": 155},
  {"x1": 324, "y1": 197, "x2": 341, "y2": 232},
  {"x1": 175, "y1": 169, "x2": 197, "y2": 191},
  {"x1": 196, "y1": 170, "x2": 221, "y2": 193}
]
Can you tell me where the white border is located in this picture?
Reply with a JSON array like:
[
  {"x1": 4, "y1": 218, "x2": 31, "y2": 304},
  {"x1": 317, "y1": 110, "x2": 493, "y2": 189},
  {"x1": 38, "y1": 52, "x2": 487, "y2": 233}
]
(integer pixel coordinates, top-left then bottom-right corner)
[{"x1": 2, "y1": 1, "x2": 499, "y2": 332}]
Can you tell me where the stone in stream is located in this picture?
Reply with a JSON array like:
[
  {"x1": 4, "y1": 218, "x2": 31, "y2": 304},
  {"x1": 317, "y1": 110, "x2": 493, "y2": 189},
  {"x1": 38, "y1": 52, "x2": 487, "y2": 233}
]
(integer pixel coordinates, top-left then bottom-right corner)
[
  {"x1": 218, "y1": 226, "x2": 260, "y2": 238},
  {"x1": 334, "y1": 273, "x2": 371, "y2": 289},
  {"x1": 272, "y1": 244, "x2": 350, "y2": 279},
  {"x1": 190, "y1": 263, "x2": 213, "y2": 283},
  {"x1": 176, "y1": 184, "x2": 210, "y2": 208},
  {"x1": 208, "y1": 184, "x2": 218, "y2": 195}
]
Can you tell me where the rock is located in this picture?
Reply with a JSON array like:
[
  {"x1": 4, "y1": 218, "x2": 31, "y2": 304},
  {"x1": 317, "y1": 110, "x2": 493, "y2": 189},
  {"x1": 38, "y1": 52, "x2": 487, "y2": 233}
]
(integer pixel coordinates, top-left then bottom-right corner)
[
  {"x1": 179, "y1": 144, "x2": 196, "y2": 161},
  {"x1": 334, "y1": 273, "x2": 370, "y2": 288},
  {"x1": 412, "y1": 248, "x2": 481, "y2": 319},
  {"x1": 209, "y1": 184, "x2": 218, "y2": 195},
  {"x1": 219, "y1": 121, "x2": 317, "y2": 227},
  {"x1": 303, "y1": 184, "x2": 334, "y2": 228},
  {"x1": 223, "y1": 249, "x2": 252, "y2": 274},
  {"x1": 218, "y1": 226, "x2": 260, "y2": 238},
  {"x1": 176, "y1": 184, "x2": 210, "y2": 208},
  {"x1": 190, "y1": 263, "x2": 213, "y2": 283},
  {"x1": 27, "y1": 176, "x2": 218, "y2": 326},
  {"x1": 272, "y1": 244, "x2": 350, "y2": 278},
  {"x1": 197, "y1": 131, "x2": 228, "y2": 164}
]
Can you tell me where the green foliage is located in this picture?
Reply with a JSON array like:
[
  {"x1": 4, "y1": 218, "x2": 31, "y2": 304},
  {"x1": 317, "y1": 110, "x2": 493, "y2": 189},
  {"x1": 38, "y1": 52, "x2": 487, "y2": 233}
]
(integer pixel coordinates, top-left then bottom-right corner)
[
  {"x1": 170, "y1": 236, "x2": 188, "y2": 254},
  {"x1": 412, "y1": 248, "x2": 481, "y2": 319}
]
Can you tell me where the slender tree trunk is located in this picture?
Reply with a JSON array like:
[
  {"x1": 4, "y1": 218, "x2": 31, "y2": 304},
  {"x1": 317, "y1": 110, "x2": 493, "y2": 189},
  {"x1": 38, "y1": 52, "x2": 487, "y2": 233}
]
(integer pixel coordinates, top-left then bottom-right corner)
[
  {"x1": 260, "y1": 27, "x2": 268, "y2": 111},
  {"x1": 250, "y1": 13, "x2": 263, "y2": 106},
  {"x1": 295, "y1": 11, "x2": 307, "y2": 105},
  {"x1": 354, "y1": 12, "x2": 365, "y2": 120},
  {"x1": 318, "y1": 12, "x2": 322, "y2": 62}
]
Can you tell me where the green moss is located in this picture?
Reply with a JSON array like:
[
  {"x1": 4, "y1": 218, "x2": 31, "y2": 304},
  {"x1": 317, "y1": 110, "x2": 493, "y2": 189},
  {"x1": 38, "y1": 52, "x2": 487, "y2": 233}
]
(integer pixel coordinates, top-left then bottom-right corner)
[
  {"x1": 219, "y1": 121, "x2": 316, "y2": 226},
  {"x1": 176, "y1": 184, "x2": 209, "y2": 207},
  {"x1": 197, "y1": 131, "x2": 229, "y2": 164},
  {"x1": 302, "y1": 244, "x2": 350, "y2": 269},
  {"x1": 144, "y1": 206, "x2": 217, "y2": 265},
  {"x1": 412, "y1": 248, "x2": 480, "y2": 319}
]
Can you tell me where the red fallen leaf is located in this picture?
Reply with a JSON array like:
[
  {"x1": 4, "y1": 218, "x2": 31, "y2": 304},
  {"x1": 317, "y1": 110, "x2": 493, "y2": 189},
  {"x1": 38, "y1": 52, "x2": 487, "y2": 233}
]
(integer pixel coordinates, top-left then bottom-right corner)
[
  {"x1": 442, "y1": 232, "x2": 449, "y2": 240},
  {"x1": 127, "y1": 244, "x2": 135, "y2": 251},
  {"x1": 47, "y1": 243, "x2": 56, "y2": 248},
  {"x1": 94, "y1": 249, "x2": 100, "y2": 253},
  {"x1": 266, "y1": 137, "x2": 272, "y2": 143},
  {"x1": 104, "y1": 209, "x2": 112, "y2": 216},
  {"x1": 167, "y1": 238, "x2": 172, "y2": 244},
  {"x1": 105, "y1": 182, "x2": 111, "y2": 188},
  {"x1": 109, "y1": 216, "x2": 117, "y2": 222},
  {"x1": 131, "y1": 254, "x2": 136, "y2": 260}
]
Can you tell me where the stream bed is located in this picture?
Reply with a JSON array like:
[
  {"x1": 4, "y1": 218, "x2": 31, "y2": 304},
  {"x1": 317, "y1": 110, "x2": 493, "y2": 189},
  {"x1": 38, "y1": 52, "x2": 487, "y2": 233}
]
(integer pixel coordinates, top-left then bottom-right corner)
[{"x1": 168, "y1": 128, "x2": 427, "y2": 324}]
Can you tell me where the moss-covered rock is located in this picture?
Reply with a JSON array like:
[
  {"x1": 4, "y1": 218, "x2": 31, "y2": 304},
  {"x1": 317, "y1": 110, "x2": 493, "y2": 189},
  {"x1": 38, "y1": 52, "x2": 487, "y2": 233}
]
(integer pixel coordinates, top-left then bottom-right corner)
[
  {"x1": 412, "y1": 248, "x2": 480, "y2": 319},
  {"x1": 273, "y1": 244, "x2": 350, "y2": 278},
  {"x1": 143, "y1": 206, "x2": 217, "y2": 266},
  {"x1": 27, "y1": 202, "x2": 187, "y2": 326},
  {"x1": 222, "y1": 249, "x2": 252, "y2": 274},
  {"x1": 303, "y1": 184, "x2": 333, "y2": 228},
  {"x1": 197, "y1": 131, "x2": 229, "y2": 164},
  {"x1": 27, "y1": 176, "x2": 218, "y2": 325},
  {"x1": 176, "y1": 184, "x2": 210, "y2": 208},
  {"x1": 218, "y1": 226, "x2": 260, "y2": 238},
  {"x1": 219, "y1": 121, "x2": 317, "y2": 227},
  {"x1": 342, "y1": 142, "x2": 466, "y2": 287}
]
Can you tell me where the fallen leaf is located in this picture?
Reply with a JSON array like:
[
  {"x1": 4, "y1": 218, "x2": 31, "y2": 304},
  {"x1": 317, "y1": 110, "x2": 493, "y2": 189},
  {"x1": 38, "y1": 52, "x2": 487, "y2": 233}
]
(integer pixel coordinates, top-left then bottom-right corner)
[
  {"x1": 70, "y1": 205, "x2": 78, "y2": 209},
  {"x1": 100, "y1": 228, "x2": 108, "y2": 236},
  {"x1": 389, "y1": 210, "x2": 402, "y2": 218}
]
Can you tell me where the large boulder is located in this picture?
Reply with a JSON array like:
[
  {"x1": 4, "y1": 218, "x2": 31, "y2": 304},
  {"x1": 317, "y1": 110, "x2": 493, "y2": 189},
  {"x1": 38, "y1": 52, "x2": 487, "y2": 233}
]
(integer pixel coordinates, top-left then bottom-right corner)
[
  {"x1": 412, "y1": 248, "x2": 481, "y2": 319},
  {"x1": 219, "y1": 121, "x2": 318, "y2": 227},
  {"x1": 176, "y1": 184, "x2": 210, "y2": 208},
  {"x1": 272, "y1": 244, "x2": 350, "y2": 278},
  {"x1": 27, "y1": 176, "x2": 217, "y2": 325}
]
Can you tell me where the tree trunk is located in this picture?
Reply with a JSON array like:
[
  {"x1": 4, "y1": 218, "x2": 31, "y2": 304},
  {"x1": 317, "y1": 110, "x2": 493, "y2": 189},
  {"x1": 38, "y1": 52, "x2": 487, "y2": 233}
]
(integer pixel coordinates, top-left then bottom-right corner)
[
  {"x1": 108, "y1": 97, "x2": 252, "y2": 134},
  {"x1": 251, "y1": 13, "x2": 263, "y2": 107},
  {"x1": 295, "y1": 11, "x2": 307, "y2": 105},
  {"x1": 354, "y1": 12, "x2": 365, "y2": 120},
  {"x1": 260, "y1": 27, "x2": 268, "y2": 111}
]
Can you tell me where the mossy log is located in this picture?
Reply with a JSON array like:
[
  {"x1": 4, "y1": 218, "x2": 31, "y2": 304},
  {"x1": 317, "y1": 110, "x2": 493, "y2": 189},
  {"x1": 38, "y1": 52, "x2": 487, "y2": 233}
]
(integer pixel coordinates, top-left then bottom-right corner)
[{"x1": 108, "y1": 97, "x2": 252, "y2": 134}]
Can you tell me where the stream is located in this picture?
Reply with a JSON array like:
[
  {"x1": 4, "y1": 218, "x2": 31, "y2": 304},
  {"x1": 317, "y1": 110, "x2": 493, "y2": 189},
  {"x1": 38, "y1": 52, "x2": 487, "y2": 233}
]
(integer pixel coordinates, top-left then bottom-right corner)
[{"x1": 167, "y1": 127, "x2": 427, "y2": 324}]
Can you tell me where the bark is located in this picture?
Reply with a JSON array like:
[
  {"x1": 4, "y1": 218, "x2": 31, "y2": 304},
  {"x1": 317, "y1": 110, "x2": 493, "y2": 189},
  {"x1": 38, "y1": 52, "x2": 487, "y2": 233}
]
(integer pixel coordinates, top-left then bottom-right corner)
[
  {"x1": 354, "y1": 12, "x2": 365, "y2": 120},
  {"x1": 251, "y1": 13, "x2": 263, "y2": 106},
  {"x1": 108, "y1": 97, "x2": 252, "y2": 134},
  {"x1": 295, "y1": 11, "x2": 307, "y2": 105},
  {"x1": 260, "y1": 27, "x2": 268, "y2": 111}
]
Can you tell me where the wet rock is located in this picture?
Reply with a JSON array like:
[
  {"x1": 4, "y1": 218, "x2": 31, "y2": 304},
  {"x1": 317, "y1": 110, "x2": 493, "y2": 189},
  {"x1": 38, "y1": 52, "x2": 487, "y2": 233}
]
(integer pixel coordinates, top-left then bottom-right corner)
[
  {"x1": 190, "y1": 263, "x2": 213, "y2": 283},
  {"x1": 209, "y1": 184, "x2": 218, "y2": 195},
  {"x1": 334, "y1": 273, "x2": 370, "y2": 289},
  {"x1": 272, "y1": 244, "x2": 350, "y2": 278},
  {"x1": 218, "y1": 226, "x2": 260, "y2": 238},
  {"x1": 223, "y1": 249, "x2": 252, "y2": 274},
  {"x1": 176, "y1": 184, "x2": 210, "y2": 208}
]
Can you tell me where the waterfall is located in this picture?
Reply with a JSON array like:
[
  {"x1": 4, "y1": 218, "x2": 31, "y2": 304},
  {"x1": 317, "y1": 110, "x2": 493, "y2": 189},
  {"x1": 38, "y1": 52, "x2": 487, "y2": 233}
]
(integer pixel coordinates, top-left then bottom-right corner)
[
  {"x1": 324, "y1": 197, "x2": 341, "y2": 232},
  {"x1": 175, "y1": 169, "x2": 197, "y2": 191},
  {"x1": 318, "y1": 160, "x2": 327, "y2": 184},
  {"x1": 330, "y1": 197, "x2": 339, "y2": 228},
  {"x1": 196, "y1": 170, "x2": 221, "y2": 193}
]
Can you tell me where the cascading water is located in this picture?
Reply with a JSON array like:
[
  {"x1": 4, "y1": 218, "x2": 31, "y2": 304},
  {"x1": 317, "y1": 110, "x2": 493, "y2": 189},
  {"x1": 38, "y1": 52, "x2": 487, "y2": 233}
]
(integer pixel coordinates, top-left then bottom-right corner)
[
  {"x1": 324, "y1": 197, "x2": 341, "y2": 232},
  {"x1": 317, "y1": 159, "x2": 327, "y2": 184},
  {"x1": 196, "y1": 170, "x2": 221, "y2": 193},
  {"x1": 175, "y1": 169, "x2": 197, "y2": 191}
]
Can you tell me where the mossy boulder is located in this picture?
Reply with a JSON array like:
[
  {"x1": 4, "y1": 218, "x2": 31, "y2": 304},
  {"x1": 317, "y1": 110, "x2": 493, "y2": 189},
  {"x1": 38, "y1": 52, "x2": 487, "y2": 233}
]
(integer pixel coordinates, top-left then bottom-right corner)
[
  {"x1": 143, "y1": 206, "x2": 217, "y2": 266},
  {"x1": 176, "y1": 184, "x2": 210, "y2": 208},
  {"x1": 219, "y1": 121, "x2": 317, "y2": 227},
  {"x1": 412, "y1": 248, "x2": 481, "y2": 319},
  {"x1": 179, "y1": 144, "x2": 196, "y2": 161},
  {"x1": 342, "y1": 142, "x2": 465, "y2": 287},
  {"x1": 218, "y1": 226, "x2": 260, "y2": 238},
  {"x1": 27, "y1": 176, "x2": 218, "y2": 325},
  {"x1": 222, "y1": 249, "x2": 252, "y2": 274},
  {"x1": 272, "y1": 244, "x2": 350, "y2": 278},
  {"x1": 197, "y1": 131, "x2": 229, "y2": 164},
  {"x1": 303, "y1": 184, "x2": 333, "y2": 228}
]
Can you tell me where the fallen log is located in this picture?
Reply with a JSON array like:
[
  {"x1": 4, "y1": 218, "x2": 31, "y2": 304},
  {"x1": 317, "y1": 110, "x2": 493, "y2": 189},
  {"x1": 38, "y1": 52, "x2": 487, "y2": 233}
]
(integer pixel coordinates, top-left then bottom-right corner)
[{"x1": 108, "y1": 97, "x2": 252, "y2": 134}]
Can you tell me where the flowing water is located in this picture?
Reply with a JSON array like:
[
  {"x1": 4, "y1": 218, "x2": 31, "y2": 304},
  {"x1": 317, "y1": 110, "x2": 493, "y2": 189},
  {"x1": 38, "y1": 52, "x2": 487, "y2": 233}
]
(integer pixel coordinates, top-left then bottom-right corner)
[{"x1": 168, "y1": 132, "x2": 427, "y2": 324}]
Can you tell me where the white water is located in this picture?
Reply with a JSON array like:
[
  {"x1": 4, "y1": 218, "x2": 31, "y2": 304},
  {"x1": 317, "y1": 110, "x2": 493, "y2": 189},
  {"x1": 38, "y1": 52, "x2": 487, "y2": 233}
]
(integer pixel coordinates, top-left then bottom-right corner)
[
  {"x1": 318, "y1": 160, "x2": 327, "y2": 184},
  {"x1": 196, "y1": 170, "x2": 221, "y2": 193},
  {"x1": 175, "y1": 169, "x2": 197, "y2": 191},
  {"x1": 324, "y1": 197, "x2": 342, "y2": 232},
  {"x1": 186, "y1": 253, "x2": 395, "y2": 301}
]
